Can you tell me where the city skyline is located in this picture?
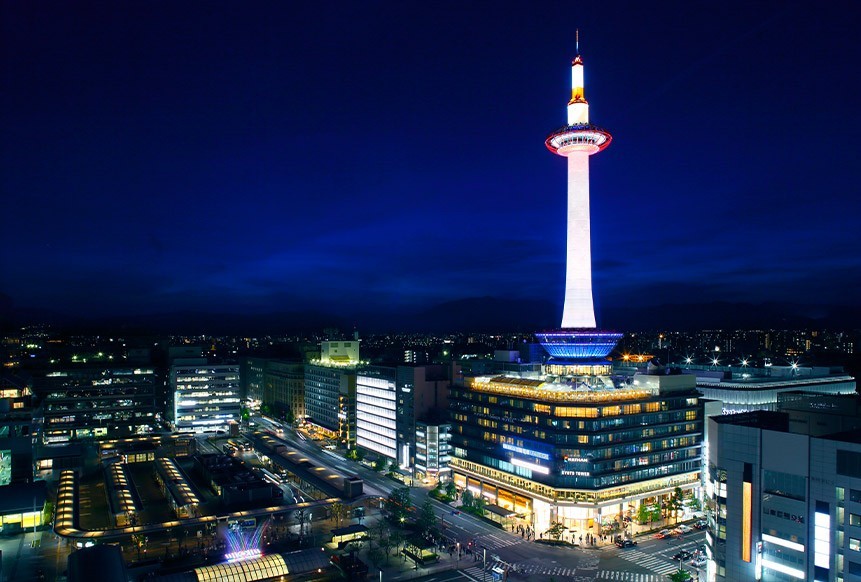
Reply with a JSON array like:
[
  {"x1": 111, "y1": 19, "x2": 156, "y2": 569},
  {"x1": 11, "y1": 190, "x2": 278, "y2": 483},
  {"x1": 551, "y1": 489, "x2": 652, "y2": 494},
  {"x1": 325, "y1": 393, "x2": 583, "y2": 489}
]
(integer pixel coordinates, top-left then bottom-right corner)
[{"x1": 2, "y1": 2, "x2": 860, "y2": 332}]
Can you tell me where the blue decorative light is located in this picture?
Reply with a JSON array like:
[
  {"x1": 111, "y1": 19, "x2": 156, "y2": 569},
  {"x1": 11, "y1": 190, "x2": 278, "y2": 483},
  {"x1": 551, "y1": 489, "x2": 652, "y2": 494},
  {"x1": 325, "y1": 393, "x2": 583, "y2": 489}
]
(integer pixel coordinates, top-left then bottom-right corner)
[{"x1": 536, "y1": 330, "x2": 622, "y2": 360}]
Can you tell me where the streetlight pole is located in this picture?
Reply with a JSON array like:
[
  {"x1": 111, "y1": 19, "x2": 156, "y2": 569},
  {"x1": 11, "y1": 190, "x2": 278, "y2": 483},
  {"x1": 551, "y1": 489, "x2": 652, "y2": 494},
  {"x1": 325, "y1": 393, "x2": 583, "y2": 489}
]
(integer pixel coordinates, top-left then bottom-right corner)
[{"x1": 483, "y1": 548, "x2": 486, "y2": 582}]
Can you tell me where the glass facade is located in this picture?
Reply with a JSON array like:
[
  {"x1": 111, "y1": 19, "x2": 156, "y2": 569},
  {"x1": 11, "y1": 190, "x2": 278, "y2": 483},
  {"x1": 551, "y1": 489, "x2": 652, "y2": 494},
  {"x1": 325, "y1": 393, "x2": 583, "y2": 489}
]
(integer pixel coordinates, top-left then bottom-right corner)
[
  {"x1": 356, "y1": 369, "x2": 397, "y2": 460},
  {"x1": 41, "y1": 367, "x2": 158, "y2": 443},
  {"x1": 172, "y1": 364, "x2": 240, "y2": 433}
]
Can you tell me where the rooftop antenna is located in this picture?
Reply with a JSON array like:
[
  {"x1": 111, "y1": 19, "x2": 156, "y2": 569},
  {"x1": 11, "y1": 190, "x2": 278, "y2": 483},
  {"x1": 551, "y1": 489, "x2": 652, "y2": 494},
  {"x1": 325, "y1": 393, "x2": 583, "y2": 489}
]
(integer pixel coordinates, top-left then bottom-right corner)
[{"x1": 576, "y1": 29, "x2": 580, "y2": 55}]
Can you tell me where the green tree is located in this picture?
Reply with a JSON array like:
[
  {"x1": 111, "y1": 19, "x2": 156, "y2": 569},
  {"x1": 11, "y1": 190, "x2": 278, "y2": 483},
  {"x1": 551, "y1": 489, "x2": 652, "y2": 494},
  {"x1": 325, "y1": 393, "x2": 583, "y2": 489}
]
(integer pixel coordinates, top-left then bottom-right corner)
[
  {"x1": 546, "y1": 521, "x2": 566, "y2": 541},
  {"x1": 444, "y1": 481, "x2": 457, "y2": 500},
  {"x1": 668, "y1": 487, "x2": 684, "y2": 522},
  {"x1": 668, "y1": 568, "x2": 693, "y2": 581},
  {"x1": 260, "y1": 402, "x2": 272, "y2": 416},
  {"x1": 374, "y1": 457, "x2": 389, "y2": 472},
  {"x1": 385, "y1": 487, "x2": 412, "y2": 522},
  {"x1": 284, "y1": 408, "x2": 296, "y2": 424},
  {"x1": 473, "y1": 494, "x2": 486, "y2": 515},
  {"x1": 240, "y1": 406, "x2": 251, "y2": 422},
  {"x1": 418, "y1": 499, "x2": 437, "y2": 535},
  {"x1": 461, "y1": 488, "x2": 474, "y2": 509}
]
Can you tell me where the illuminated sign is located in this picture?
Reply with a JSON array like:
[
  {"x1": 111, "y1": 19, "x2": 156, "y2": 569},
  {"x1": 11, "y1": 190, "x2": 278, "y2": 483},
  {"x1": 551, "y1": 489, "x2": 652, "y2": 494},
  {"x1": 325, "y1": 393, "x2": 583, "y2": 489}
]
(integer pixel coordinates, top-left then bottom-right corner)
[
  {"x1": 742, "y1": 464, "x2": 752, "y2": 563},
  {"x1": 226, "y1": 549, "x2": 262, "y2": 562},
  {"x1": 502, "y1": 443, "x2": 550, "y2": 460},
  {"x1": 511, "y1": 458, "x2": 549, "y2": 475},
  {"x1": 814, "y1": 501, "x2": 830, "y2": 573}
]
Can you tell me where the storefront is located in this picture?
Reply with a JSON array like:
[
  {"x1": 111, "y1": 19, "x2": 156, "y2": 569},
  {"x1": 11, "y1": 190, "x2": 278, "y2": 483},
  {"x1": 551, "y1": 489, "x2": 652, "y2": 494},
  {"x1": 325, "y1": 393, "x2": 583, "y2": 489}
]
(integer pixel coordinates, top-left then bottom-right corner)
[{"x1": 0, "y1": 480, "x2": 49, "y2": 532}]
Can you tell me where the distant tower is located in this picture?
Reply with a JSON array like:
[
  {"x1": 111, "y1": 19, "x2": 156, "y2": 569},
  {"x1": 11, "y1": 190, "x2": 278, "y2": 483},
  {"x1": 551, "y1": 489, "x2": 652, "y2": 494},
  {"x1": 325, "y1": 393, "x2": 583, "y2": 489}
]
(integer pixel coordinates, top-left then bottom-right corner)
[{"x1": 537, "y1": 38, "x2": 621, "y2": 360}]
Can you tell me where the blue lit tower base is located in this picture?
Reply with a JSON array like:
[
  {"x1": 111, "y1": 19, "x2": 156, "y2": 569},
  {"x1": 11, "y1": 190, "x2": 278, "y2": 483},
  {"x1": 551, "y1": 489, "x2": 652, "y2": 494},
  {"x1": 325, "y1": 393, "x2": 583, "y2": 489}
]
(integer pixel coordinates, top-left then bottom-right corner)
[{"x1": 536, "y1": 329, "x2": 622, "y2": 364}]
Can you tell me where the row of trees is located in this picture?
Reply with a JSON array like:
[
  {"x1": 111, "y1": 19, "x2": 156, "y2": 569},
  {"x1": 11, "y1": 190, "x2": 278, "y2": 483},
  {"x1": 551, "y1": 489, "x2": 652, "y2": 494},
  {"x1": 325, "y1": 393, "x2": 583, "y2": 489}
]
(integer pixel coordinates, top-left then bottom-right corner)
[{"x1": 636, "y1": 487, "x2": 700, "y2": 525}]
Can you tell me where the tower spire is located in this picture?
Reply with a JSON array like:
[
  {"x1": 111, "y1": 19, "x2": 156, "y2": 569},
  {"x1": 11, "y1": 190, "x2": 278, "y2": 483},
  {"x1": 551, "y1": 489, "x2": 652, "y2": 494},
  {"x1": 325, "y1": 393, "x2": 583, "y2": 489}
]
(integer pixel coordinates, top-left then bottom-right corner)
[{"x1": 576, "y1": 29, "x2": 579, "y2": 56}]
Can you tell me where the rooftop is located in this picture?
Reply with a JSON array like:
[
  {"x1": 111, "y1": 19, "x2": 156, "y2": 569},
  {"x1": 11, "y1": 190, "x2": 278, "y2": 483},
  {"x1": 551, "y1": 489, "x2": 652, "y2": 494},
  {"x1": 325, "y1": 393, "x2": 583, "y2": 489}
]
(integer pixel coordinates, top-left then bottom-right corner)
[{"x1": 467, "y1": 375, "x2": 654, "y2": 403}]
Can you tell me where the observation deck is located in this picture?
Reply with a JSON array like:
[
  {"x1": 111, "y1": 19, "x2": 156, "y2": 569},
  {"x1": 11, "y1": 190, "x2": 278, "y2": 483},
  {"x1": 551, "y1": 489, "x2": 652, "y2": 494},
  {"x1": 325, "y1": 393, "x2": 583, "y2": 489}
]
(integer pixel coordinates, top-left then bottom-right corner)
[
  {"x1": 545, "y1": 123, "x2": 612, "y2": 156},
  {"x1": 536, "y1": 329, "x2": 623, "y2": 360}
]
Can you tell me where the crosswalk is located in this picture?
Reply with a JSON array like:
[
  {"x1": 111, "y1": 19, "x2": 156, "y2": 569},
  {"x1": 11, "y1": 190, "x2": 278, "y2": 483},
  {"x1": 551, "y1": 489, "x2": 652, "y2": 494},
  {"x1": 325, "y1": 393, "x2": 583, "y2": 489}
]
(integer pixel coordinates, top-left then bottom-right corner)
[
  {"x1": 597, "y1": 571, "x2": 664, "y2": 581},
  {"x1": 460, "y1": 565, "x2": 489, "y2": 581},
  {"x1": 474, "y1": 532, "x2": 525, "y2": 551},
  {"x1": 615, "y1": 540, "x2": 702, "y2": 577}
]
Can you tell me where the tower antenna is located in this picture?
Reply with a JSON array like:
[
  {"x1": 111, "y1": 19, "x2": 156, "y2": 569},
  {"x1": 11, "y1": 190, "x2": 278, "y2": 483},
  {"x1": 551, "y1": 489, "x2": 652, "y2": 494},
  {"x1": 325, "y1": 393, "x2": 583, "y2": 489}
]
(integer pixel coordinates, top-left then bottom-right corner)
[{"x1": 576, "y1": 29, "x2": 579, "y2": 55}]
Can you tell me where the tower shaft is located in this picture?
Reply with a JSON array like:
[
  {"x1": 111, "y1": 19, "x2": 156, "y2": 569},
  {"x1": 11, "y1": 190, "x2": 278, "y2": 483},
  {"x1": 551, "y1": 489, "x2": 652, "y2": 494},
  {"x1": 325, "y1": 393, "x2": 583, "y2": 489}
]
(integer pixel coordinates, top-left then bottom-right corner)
[{"x1": 561, "y1": 152, "x2": 596, "y2": 328}]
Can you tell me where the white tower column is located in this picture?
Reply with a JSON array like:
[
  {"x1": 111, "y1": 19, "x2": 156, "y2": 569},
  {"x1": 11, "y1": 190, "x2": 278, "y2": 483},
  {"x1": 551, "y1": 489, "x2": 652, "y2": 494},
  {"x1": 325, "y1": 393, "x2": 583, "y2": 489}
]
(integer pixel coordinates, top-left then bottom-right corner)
[{"x1": 561, "y1": 152, "x2": 596, "y2": 328}]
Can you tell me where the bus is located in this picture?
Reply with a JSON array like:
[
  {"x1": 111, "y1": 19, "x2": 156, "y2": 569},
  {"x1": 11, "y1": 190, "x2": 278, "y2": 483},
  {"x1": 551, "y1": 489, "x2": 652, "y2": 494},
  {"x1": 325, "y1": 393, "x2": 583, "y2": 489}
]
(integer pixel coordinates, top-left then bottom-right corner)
[{"x1": 258, "y1": 467, "x2": 281, "y2": 484}]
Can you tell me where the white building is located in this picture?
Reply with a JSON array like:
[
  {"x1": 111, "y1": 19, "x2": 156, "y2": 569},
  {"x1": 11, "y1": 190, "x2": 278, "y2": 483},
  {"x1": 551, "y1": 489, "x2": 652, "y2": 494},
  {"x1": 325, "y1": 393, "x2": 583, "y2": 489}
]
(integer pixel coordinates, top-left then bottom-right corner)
[
  {"x1": 705, "y1": 394, "x2": 861, "y2": 581},
  {"x1": 171, "y1": 359, "x2": 241, "y2": 433},
  {"x1": 355, "y1": 369, "x2": 398, "y2": 462}
]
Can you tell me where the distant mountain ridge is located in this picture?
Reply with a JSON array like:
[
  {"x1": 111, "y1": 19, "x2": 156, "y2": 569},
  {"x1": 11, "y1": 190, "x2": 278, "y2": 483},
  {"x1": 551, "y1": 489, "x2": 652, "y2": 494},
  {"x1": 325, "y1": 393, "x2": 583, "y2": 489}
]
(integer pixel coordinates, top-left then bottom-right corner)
[{"x1": 1, "y1": 292, "x2": 859, "y2": 334}]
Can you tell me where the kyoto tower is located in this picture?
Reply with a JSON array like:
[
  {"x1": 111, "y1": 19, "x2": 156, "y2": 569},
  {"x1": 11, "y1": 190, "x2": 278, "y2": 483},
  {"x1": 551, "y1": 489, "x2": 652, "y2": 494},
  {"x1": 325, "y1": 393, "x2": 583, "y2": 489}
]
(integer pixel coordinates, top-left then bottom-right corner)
[{"x1": 537, "y1": 37, "x2": 622, "y2": 361}]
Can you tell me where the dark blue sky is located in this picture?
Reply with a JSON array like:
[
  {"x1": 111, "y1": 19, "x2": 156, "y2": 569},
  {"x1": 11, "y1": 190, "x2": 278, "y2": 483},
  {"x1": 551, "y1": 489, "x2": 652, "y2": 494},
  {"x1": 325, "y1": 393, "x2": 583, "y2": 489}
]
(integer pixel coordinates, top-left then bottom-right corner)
[{"x1": 2, "y1": 1, "x2": 860, "y2": 329}]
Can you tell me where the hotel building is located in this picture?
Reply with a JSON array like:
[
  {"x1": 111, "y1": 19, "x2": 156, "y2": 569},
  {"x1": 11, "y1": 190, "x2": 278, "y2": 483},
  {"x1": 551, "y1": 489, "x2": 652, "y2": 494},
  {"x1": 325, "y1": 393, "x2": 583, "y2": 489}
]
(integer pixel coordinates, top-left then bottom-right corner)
[{"x1": 305, "y1": 340, "x2": 360, "y2": 443}]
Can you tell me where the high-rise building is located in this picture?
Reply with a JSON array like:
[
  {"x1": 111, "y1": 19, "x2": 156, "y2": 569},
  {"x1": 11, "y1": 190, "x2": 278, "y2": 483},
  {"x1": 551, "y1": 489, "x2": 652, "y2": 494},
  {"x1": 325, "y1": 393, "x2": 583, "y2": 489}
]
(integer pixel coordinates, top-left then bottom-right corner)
[
  {"x1": 170, "y1": 360, "x2": 240, "y2": 433},
  {"x1": 264, "y1": 360, "x2": 305, "y2": 422},
  {"x1": 705, "y1": 394, "x2": 861, "y2": 581},
  {"x1": 305, "y1": 341, "x2": 360, "y2": 443},
  {"x1": 356, "y1": 364, "x2": 449, "y2": 470}
]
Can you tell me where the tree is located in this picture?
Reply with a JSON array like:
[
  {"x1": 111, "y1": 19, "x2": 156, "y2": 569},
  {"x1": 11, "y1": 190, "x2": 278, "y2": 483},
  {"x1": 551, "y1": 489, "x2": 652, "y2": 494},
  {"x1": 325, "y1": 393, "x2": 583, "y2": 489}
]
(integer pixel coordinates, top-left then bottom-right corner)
[
  {"x1": 294, "y1": 509, "x2": 309, "y2": 543},
  {"x1": 331, "y1": 502, "x2": 349, "y2": 529},
  {"x1": 473, "y1": 494, "x2": 486, "y2": 515},
  {"x1": 546, "y1": 521, "x2": 566, "y2": 541},
  {"x1": 260, "y1": 402, "x2": 272, "y2": 416},
  {"x1": 284, "y1": 408, "x2": 296, "y2": 425},
  {"x1": 461, "y1": 488, "x2": 474, "y2": 509},
  {"x1": 444, "y1": 481, "x2": 457, "y2": 500},
  {"x1": 668, "y1": 568, "x2": 693, "y2": 581},
  {"x1": 385, "y1": 487, "x2": 412, "y2": 523},
  {"x1": 374, "y1": 457, "x2": 389, "y2": 472},
  {"x1": 668, "y1": 487, "x2": 684, "y2": 522},
  {"x1": 240, "y1": 406, "x2": 251, "y2": 422},
  {"x1": 418, "y1": 499, "x2": 437, "y2": 535},
  {"x1": 131, "y1": 534, "x2": 146, "y2": 561}
]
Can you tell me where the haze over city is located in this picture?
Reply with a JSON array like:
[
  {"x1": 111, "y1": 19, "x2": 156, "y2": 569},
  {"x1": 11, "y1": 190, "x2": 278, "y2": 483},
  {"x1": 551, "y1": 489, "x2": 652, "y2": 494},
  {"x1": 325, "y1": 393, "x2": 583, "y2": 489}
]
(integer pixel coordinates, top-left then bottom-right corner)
[{"x1": 2, "y1": 1, "x2": 860, "y2": 332}]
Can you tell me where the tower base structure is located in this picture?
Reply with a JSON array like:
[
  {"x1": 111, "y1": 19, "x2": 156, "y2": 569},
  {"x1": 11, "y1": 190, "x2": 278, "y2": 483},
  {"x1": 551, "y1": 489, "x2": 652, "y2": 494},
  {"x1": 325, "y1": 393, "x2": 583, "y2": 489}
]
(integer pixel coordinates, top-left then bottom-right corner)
[{"x1": 536, "y1": 329, "x2": 622, "y2": 361}]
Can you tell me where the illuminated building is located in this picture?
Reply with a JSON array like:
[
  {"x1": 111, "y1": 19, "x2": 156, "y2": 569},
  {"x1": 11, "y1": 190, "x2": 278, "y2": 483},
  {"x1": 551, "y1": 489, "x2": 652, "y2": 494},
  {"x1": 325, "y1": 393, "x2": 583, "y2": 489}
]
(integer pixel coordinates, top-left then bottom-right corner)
[
  {"x1": 705, "y1": 394, "x2": 861, "y2": 582},
  {"x1": 0, "y1": 372, "x2": 34, "y2": 484},
  {"x1": 450, "y1": 45, "x2": 702, "y2": 535},
  {"x1": 415, "y1": 414, "x2": 452, "y2": 482},
  {"x1": 305, "y1": 341, "x2": 360, "y2": 443},
  {"x1": 170, "y1": 360, "x2": 240, "y2": 433},
  {"x1": 356, "y1": 365, "x2": 449, "y2": 470},
  {"x1": 39, "y1": 367, "x2": 158, "y2": 443}
]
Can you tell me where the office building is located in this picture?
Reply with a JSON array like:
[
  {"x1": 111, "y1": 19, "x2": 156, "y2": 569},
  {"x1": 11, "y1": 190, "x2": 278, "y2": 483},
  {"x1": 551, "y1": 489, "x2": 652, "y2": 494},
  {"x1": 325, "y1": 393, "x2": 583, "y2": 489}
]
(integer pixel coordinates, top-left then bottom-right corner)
[
  {"x1": 264, "y1": 360, "x2": 305, "y2": 422},
  {"x1": 415, "y1": 413, "x2": 452, "y2": 482},
  {"x1": 705, "y1": 393, "x2": 861, "y2": 581},
  {"x1": 171, "y1": 360, "x2": 241, "y2": 433},
  {"x1": 356, "y1": 364, "x2": 449, "y2": 470},
  {"x1": 305, "y1": 340, "x2": 360, "y2": 443},
  {"x1": 39, "y1": 367, "x2": 158, "y2": 443},
  {"x1": 0, "y1": 372, "x2": 34, "y2": 484}
]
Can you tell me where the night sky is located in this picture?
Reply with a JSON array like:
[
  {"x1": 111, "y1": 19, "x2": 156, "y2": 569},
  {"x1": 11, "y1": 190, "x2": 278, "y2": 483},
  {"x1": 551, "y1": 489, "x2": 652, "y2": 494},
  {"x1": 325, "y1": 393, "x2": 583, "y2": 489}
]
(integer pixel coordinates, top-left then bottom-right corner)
[{"x1": 2, "y1": 2, "x2": 860, "y2": 330}]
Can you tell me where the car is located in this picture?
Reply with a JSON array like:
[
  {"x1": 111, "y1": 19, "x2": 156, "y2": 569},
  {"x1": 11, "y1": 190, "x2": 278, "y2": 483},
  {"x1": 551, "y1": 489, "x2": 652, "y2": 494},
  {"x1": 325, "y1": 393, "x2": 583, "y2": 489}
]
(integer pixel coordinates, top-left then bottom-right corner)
[
  {"x1": 654, "y1": 529, "x2": 672, "y2": 539},
  {"x1": 672, "y1": 550, "x2": 692, "y2": 561},
  {"x1": 615, "y1": 539, "x2": 637, "y2": 548},
  {"x1": 690, "y1": 556, "x2": 707, "y2": 568},
  {"x1": 451, "y1": 509, "x2": 461, "y2": 515},
  {"x1": 693, "y1": 520, "x2": 708, "y2": 530},
  {"x1": 677, "y1": 524, "x2": 693, "y2": 533}
]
